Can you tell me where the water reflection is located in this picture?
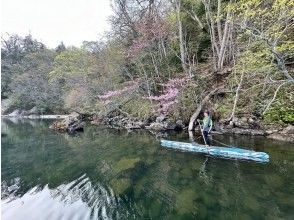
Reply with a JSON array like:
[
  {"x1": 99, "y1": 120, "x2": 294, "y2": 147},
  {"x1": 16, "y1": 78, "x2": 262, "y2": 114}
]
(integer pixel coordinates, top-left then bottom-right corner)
[
  {"x1": 1, "y1": 119, "x2": 294, "y2": 219},
  {"x1": 2, "y1": 173, "x2": 140, "y2": 220}
]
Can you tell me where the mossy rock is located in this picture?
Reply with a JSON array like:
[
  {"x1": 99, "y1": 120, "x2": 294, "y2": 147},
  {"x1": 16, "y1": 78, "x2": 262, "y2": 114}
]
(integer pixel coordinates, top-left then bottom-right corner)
[
  {"x1": 113, "y1": 157, "x2": 140, "y2": 173},
  {"x1": 133, "y1": 180, "x2": 145, "y2": 199},
  {"x1": 149, "y1": 199, "x2": 163, "y2": 218},
  {"x1": 264, "y1": 174, "x2": 283, "y2": 188},
  {"x1": 189, "y1": 159, "x2": 203, "y2": 171},
  {"x1": 244, "y1": 196, "x2": 260, "y2": 211},
  {"x1": 195, "y1": 203, "x2": 207, "y2": 219},
  {"x1": 176, "y1": 189, "x2": 197, "y2": 214},
  {"x1": 110, "y1": 178, "x2": 131, "y2": 194},
  {"x1": 180, "y1": 167, "x2": 193, "y2": 178}
]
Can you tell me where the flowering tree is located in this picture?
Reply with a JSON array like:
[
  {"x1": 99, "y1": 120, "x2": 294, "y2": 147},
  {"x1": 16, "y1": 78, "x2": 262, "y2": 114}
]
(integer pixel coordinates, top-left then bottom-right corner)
[
  {"x1": 98, "y1": 82, "x2": 139, "y2": 100},
  {"x1": 145, "y1": 76, "x2": 190, "y2": 115},
  {"x1": 127, "y1": 16, "x2": 169, "y2": 58}
]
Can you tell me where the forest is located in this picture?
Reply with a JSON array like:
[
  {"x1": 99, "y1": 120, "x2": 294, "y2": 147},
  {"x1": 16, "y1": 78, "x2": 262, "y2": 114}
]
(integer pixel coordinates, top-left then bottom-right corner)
[{"x1": 1, "y1": 0, "x2": 294, "y2": 130}]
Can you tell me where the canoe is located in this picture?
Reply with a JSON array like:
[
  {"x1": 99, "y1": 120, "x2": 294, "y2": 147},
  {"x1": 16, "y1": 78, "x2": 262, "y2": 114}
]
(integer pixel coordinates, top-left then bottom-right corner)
[{"x1": 161, "y1": 139, "x2": 269, "y2": 162}]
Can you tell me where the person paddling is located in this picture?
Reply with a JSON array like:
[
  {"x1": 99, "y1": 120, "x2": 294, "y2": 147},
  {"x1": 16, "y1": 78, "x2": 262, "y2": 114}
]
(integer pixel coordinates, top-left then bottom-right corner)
[{"x1": 199, "y1": 110, "x2": 213, "y2": 146}]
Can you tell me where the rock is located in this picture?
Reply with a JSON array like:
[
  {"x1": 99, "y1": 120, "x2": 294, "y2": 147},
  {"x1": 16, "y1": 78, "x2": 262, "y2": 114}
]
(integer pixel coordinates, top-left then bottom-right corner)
[
  {"x1": 28, "y1": 106, "x2": 39, "y2": 115},
  {"x1": 241, "y1": 117, "x2": 247, "y2": 123},
  {"x1": 156, "y1": 116, "x2": 166, "y2": 123},
  {"x1": 235, "y1": 128, "x2": 265, "y2": 135},
  {"x1": 69, "y1": 112, "x2": 80, "y2": 118},
  {"x1": 220, "y1": 126, "x2": 265, "y2": 136},
  {"x1": 175, "y1": 120, "x2": 184, "y2": 130},
  {"x1": 146, "y1": 122, "x2": 167, "y2": 131},
  {"x1": 248, "y1": 118, "x2": 255, "y2": 124},
  {"x1": 214, "y1": 123, "x2": 226, "y2": 132},
  {"x1": 50, "y1": 113, "x2": 84, "y2": 133},
  {"x1": 1, "y1": 99, "x2": 12, "y2": 114},
  {"x1": 282, "y1": 125, "x2": 294, "y2": 134},
  {"x1": 145, "y1": 116, "x2": 156, "y2": 124},
  {"x1": 268, "y1": 133, "x2": 294, "y2": 143},
  {"x1": 19, "y1": 110, "x2": 29, "y2": 116},
  {"x1": 248, "y1": 129, "x2": 265, "y2": 136},
  {"x1": 234, "y1": 118, "x2": 250, "y2": 129},
  {"x1": 110, "y1": 178, "x2": 131, "y2": 195},
  {"x1": 146, "y1": 120, "x2": 183, "y2": 131},
  {"x1": 265, "y1": 129, "x2": 279, "y2": 135},
  {"x1": 125, "y1": 121, "x2": 145, "y2": 129},
  {"x1": 166, "y1": 121, "x2": 176, "y2": 130},
  {"x1": 8, "y1": 110, "x2": 21, "y2": 117},
  {"x1": 268, "y1": 125, "x2": 294, "y2": 142},
  {"x1": 227, "y1": 120, "x2": 234, "y2": 129}
]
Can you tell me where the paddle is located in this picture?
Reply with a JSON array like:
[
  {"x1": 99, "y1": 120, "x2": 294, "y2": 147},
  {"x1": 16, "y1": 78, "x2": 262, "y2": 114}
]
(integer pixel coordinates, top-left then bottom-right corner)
[{"x1": 197, "y1": 119, "x2": 208, "y2": 146}]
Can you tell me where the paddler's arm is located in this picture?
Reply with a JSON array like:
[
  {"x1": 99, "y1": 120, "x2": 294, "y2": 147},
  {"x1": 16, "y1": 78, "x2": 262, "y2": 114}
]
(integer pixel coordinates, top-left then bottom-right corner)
[{"x1": 208, "y1": 119, "x2": 213, "y2": 133}]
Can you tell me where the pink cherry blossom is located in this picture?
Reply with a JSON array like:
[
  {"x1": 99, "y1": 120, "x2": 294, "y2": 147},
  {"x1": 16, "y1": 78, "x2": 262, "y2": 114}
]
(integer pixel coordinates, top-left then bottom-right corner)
[
  {"x1": 98, "y1": 82, "x2": 139, "y2": 100},
  {"x1": 144, "y1": 76, "x2": 190, "y2": 116}
]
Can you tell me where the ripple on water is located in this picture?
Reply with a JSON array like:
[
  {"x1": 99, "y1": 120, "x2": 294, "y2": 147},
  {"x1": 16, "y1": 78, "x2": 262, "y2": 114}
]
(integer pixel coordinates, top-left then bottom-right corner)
[
  {"x1": 2, "y1": 120, "x2": 294, "y2": 219},
  {"x1": 1, "y1": 173, "x2": 141, "y2": 220}
]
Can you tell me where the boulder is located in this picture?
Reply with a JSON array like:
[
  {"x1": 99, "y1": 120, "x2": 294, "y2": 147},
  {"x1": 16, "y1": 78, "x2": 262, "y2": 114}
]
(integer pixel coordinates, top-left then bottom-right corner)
[
  {"x1": 214, "y1": 123, "x2": 225, "y2": 132},
  {"x1": 28, "y1": 106, "x2": 39, "y2": 115},
  {"x1": 240, "y1": 117, "x2": 247, "y2": 123},
  {"x1": 166, "y1": 122, "x2": 176, "y2": 130},
  {"x1": 8, "y1": 110, "x2": 21, "y2": 117},
  {"x1": 268, "y1": 125, "x2": 294, "y2": 142},
  {"x1": 19, "y1": 110, "x2": 29, "y2": 116},
  {"x1": 268, "y1": 133, "x2": 294, "y2": 143},
  {"x1": 175, "y1": 120, "x2": 185, "y2": 130},
  {"x1": 281, "y1": 125, "x2": 294, "y2": 134},
  {"x1": 146, "y1": 120, "x2": 183, "y2": 131},
  {"x1": 227, "y1": 121, "x2": 234, "y2": 129},
  {"x1": 248, "y1": 118, "x2": 255, "y2": 124},
  {"x1": 234, "y1": 118, "x2": 250, "y2": 129},
  {"x1": 156, "y1": 116, "x2": 166, "y2": 123},
  {"x1": 146, "y1": 122, "x2": 167, "y2": 131},
  {"x1": 50, "y1": 113, "x2": 85, "y2": 133},
  {"x1": 1, "y1": 99, "x2": 12, "y2": 114},
  {"x1": 126, "y1": 121, "x2": 145, "y2": 129}
]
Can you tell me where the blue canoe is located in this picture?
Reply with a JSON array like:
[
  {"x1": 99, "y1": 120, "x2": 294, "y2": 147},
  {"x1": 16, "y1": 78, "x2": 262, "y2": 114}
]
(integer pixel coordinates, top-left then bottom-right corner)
[{"x1": 161, "y1": 139, "x2": 269, "y2": 162}]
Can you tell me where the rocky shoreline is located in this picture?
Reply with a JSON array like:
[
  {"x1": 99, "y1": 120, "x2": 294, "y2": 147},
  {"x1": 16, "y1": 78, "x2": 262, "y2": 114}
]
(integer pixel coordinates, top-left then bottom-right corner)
[
  {"x1": 2, "y1": 108, "x2": 293, "y2": 142},
  {"x1": 89, "y1": 115, "x2": 294, "y2": 143}
]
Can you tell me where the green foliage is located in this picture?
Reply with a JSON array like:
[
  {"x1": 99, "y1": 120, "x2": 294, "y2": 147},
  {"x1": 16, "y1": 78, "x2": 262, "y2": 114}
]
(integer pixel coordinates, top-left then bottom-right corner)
[
  {"x1": 8, "y1": 49, "x2": 64, "y2": 113},
  {"x1": 172, "y1": 82, "x2": 199, "y2": 123},
  {"x1": 49, "y1": 48, "x2": 97, "y2": 80},
  {"x1": 122, "y1": 97, "x2": 155, "y2": 120},
  {"x1": 235, "y1": 43, "x2": 276, "y2": 75},
  {"x1": 1, "y1": 34, "x2": 46, "y2": 98},
  {"x1": 2, "y1": 0, "x2": 293, "y2": 127},
  {"x1": 264, "y1": 86, "x2": 294, "y2": 123},
  {"x1": 265, "y1": 105, "x2": 294, "y2": 124},
  {"x1": 215, "y1": 97, "x2": 234, "y2": 119}
]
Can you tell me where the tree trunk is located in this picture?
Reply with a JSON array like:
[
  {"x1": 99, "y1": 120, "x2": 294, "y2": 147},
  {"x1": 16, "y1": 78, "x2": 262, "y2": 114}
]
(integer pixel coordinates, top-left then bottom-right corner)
[
  {"x1": 202, "y1": 0, "x2": 232, "y2": 72},
  {"x1": 188, "y1": 88, "x2": 219, "y2": 131},
  {"x1": 175, "y1": 0, "x2": 188, "y2": 74},
  {"x1": 217, "y1": 0, "x2": 222, "y2": 43},
  {"x1": 271, "y1": 49, "x2": 294, "y2": 81},
  {"x1": 217, "y1": 0, "x2": 232, "y2": 70},
  {"x1": 227, "y1": 70, "x2": 244, "y2": 122}
]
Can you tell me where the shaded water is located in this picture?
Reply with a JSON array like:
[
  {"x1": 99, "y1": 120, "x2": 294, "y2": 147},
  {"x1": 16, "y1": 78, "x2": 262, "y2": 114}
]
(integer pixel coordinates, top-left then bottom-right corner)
[{"x1": 1, "y1": 118, "x2": 294, "y2": 220}]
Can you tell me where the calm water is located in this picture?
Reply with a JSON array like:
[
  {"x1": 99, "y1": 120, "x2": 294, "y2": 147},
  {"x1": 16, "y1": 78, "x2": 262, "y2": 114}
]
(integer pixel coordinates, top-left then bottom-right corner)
[{"x1": 1, "y1": 118, "x2": 294, "y2": 220}]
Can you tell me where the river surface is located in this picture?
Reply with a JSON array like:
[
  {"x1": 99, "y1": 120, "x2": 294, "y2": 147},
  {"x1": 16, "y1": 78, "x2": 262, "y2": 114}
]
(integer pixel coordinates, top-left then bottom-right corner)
[{"x1": 1, "y1": 118, "x2": 294, "y2": 220}]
